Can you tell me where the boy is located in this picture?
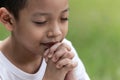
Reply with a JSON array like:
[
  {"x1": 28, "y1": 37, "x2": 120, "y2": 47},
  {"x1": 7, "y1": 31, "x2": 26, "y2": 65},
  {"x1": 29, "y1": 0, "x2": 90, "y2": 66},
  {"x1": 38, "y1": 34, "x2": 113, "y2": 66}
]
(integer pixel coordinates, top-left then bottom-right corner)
[{"x1": 0, "y1": 0, "x2": 90, "y2": 80}]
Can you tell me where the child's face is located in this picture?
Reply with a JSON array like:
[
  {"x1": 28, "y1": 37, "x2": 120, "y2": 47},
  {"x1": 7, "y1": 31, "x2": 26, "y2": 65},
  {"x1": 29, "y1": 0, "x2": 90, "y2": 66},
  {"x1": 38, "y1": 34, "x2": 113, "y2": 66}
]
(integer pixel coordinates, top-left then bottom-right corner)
[{"x1": 12, "y1": 0, "x2": 69, "y2": 55}]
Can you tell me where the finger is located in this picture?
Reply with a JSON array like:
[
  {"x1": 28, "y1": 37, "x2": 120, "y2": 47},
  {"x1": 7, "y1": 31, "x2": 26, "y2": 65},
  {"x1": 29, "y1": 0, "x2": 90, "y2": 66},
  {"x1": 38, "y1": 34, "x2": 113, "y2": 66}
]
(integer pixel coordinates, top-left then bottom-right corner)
[
  {"x1": 64, "y1": 61, "x2": 78, "y2": 71},
  {"x1": 44, "y1": 49, "x2": 50, "y2": 57},
  {"x1": 60, "y1": 43, "x2": 71, "y2": 51},
  {"x1": 56, "y1": 58, "x2": 70, "y2": 69},
  {"x1": 56, "y1": 58, "x2": 78, "y2": 70},
  {"x1": 48, "y1": 43, "x2": 61, "y2": 58},
  {"x1": 61, "y1": 51, "x2": 75, "y2": 60},
  {"x1": 44, "y1": 49, "x2": 50, "y2": 62},
  {"x1": 51, "y1": 47, "x2": 67, "y2": 62},
  {"x1": 62, "y1": 61, "x2": 78, "y2": 72},
  {"x1": 51, "y1": 43, "x2": 73, "y2": 62}
]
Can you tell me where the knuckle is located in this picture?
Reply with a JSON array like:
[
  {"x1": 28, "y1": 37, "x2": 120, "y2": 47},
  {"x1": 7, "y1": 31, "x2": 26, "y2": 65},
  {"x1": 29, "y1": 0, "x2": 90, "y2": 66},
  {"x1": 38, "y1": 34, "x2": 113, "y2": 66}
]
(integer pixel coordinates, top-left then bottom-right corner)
[
  {"x1": 65, "y1": 58, "x2": 71, "y2": 63},
  {"x1": 61, "y1": 43, "x2": 71, "y2": 51},
  {"x1": 50, "y1": 43, "x2": 61, "y2": 52},
  {"x1": 55, "y1": 51, "x2": 63, "y2": 57},
  {"x1": 68, "y1": 62, "x2": 75, "y2": 68},
  {"x1": 70, "y1": 52, "x2": 75, "y2": 59},
  {"x1": 66, "y1": 51, "x2": 75, "y2": 59}
]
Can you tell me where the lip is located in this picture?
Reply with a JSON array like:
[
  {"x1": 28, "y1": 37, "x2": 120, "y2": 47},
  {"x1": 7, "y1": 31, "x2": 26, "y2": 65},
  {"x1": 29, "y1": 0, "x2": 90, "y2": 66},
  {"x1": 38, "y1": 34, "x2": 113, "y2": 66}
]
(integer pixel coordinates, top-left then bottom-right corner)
[{"x1": 41, "y1": 42, "x2": 58, "y2": 49}]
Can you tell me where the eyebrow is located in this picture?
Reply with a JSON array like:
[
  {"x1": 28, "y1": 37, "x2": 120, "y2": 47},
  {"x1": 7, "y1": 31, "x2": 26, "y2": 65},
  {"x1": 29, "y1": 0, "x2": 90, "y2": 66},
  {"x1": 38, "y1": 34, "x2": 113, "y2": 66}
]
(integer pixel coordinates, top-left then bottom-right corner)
[
  {"x1": 62, "y1": 8, "x2": 69, "y2": 13},
  {"x1": 32, "y1": 8, "x2": 69, "y2": 17}
]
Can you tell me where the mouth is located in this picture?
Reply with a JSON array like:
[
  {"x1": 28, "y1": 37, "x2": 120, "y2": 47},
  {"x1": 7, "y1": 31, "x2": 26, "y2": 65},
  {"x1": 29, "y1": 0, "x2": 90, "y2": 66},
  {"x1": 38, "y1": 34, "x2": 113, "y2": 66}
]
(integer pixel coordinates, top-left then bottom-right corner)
[{"x1": 41, "y1": 42, "x2": 59, "y2": 49}]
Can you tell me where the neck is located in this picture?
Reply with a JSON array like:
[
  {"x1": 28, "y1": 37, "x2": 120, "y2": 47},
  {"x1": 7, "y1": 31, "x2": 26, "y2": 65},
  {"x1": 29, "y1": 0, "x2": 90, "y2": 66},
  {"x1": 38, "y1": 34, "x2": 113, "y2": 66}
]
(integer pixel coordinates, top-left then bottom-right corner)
[{"x1": 1, "y1": 36, "x2": 43, "y2": 74}]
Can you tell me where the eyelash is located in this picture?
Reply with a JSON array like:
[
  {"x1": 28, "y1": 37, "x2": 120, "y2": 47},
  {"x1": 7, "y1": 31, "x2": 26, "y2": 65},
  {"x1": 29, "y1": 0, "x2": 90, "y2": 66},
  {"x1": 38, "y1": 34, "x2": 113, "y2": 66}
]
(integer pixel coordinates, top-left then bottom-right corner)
[
  {"x1": 34, "y1": 18, "x2": 68, "y2": 25},
  {"x1": 61, "y1": 18, "x2": 68, "y2": 21},
  {"x1": 34, "y1": 21, "x2": 47, "y2": 25}
]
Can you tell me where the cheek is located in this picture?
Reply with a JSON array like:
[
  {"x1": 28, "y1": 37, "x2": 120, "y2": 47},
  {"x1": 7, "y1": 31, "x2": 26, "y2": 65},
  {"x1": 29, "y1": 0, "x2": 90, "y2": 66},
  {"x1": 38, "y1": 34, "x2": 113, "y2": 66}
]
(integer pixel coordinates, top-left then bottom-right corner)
[
  {"x1": 23, "y1": 30, "x2": 45, "y2": 42},
  {"x1": 62, "y1": 23, "x2": 68, "y2": 37},
  {"x1": 13, "y1": 28, "x2": 46, "y2": 51},
  {"x1": 14, "y1": 26, "x2": 45, "y2": 44}
]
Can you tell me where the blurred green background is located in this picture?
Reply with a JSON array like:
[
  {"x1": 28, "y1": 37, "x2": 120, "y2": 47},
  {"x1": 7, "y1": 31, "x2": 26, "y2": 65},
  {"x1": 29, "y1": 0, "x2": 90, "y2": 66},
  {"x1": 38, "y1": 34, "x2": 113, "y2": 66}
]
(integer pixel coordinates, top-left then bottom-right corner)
[{"x1": 0, "y1": 0, "x2": 120, "y2": 80}]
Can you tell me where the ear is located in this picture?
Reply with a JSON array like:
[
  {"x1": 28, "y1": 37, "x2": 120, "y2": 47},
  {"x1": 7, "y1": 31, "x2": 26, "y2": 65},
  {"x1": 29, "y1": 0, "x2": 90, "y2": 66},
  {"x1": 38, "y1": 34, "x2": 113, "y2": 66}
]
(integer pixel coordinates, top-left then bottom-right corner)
[{"x1": 0, "y1": 7, "x2": 15, "y2": 31}]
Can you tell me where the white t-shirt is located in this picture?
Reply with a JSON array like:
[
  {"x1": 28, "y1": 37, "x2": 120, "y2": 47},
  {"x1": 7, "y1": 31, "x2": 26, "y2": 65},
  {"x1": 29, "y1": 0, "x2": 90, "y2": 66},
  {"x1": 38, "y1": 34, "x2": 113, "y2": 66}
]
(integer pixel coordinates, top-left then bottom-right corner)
[{"x1": 0, "y1": 39, "x2": 90, "y2": 80}]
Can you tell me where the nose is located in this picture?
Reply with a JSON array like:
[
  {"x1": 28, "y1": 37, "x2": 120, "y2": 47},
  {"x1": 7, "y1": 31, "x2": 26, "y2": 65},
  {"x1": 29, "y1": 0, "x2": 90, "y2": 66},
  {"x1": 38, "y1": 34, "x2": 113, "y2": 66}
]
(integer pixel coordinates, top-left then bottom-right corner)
[{"x1": 47, "y1": 23, "x2": 62, "y2": 38}]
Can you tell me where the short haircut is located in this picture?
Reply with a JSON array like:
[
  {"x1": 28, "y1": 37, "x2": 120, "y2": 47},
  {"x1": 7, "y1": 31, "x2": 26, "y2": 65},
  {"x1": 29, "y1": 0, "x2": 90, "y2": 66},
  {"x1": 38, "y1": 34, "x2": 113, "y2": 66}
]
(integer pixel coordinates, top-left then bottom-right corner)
[{"x1": 0, "y1": 0, "x2": 27, "y2": 20}]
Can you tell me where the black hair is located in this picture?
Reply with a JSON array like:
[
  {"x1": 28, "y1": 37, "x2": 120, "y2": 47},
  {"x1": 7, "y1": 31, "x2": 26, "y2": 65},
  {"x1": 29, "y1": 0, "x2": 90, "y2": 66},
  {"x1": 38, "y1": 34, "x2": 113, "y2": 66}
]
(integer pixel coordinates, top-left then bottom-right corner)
[{"x1": 0, "y1": 0, "x2": 27, "y2": 20}]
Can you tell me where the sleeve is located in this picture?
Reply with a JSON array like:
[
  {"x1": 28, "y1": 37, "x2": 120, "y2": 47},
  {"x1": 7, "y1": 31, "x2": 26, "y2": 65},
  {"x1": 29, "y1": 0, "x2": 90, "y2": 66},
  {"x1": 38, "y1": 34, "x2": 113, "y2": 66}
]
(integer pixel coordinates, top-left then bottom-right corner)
[
  {"x1": 63, "y1": 39, "x2": 90, "y2": 80},
  {"x1": 0, "y1": 73, "x2": 2, "y2": 80}
]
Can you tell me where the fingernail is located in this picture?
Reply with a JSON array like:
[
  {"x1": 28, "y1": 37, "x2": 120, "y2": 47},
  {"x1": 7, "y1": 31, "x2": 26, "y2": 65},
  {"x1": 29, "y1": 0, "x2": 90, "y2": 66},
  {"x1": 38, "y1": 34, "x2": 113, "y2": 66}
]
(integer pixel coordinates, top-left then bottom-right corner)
[
  {"x1": 56, "y1": 64, "x2": 61, "y2": 69},
  {"x1": 48, "y1": 54, "x2": 52, "y2": 58},
  {"x1": 52, "y1": 57, "x2": 57, "y2": 62},
  {"x1": 48, "y1": 51, "x2": 53, "y2": 58}
]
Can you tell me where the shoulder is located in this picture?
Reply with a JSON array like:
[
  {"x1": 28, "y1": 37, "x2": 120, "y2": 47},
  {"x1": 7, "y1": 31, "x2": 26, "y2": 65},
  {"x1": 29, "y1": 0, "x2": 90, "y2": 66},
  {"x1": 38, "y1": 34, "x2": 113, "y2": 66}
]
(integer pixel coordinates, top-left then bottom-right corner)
[
  {"x1": 62, "y1": 38, "x2": 78, "y2": 56},
  {"x1": 62, "y1": 39, "x2": 80, "y2": 62},
  {"x1": 62, "y1": 39, "x2": 77, "y2": 55},
  {"x1": 63, "y1": 39, "x2": 90, "y2": 80},
  {"x1": 62, "y1": 38, "x2": 73, "y2": 47}
]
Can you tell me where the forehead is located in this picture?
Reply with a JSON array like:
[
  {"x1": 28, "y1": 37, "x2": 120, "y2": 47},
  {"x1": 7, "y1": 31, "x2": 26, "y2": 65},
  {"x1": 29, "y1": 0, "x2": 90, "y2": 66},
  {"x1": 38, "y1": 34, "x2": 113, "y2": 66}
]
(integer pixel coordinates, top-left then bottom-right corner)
[{"x1": 25, "y1": 0, "x2": 68, "y2": 12}]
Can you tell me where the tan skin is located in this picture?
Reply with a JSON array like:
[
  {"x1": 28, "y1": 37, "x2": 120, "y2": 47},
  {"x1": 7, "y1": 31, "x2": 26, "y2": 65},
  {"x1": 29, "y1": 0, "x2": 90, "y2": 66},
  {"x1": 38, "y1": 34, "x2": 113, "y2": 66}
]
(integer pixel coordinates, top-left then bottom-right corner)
[{"x1": 0, "y1": 0, "x2": 77, "y2": 80}]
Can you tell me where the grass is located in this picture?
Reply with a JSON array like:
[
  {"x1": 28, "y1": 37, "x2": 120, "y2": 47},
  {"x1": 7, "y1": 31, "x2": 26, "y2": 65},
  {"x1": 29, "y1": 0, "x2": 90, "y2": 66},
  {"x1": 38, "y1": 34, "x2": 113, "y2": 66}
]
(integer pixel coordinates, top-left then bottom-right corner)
[{"x1": 1, "y1": 0, "x2": 120, "y2": 80}]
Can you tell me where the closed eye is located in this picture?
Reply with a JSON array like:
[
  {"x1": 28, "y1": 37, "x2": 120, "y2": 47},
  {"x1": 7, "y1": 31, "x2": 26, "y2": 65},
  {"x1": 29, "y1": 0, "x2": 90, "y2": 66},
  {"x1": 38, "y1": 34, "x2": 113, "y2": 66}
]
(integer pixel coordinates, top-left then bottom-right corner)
[
  {"x1": 34, "y1": 21, "x2": 47, "y2": 25},
  {"x1": 61, "y1": 18, "x2": 68, "y2": 21}
]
